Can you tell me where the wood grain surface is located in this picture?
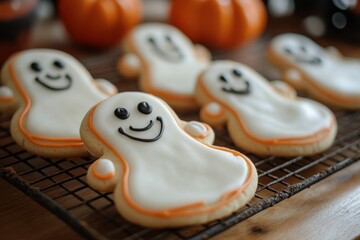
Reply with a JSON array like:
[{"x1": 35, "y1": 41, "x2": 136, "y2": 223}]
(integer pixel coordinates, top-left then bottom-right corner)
[{"x1": 214, "y1": 161, "x2": 360, "y2": 240}]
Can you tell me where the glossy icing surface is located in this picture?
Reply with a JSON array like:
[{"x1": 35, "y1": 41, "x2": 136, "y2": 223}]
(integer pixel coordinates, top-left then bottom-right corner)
[
  {"x1": 184, "y1": 121, "x2": 208, "y2": 137},
  {"x1": 201, "y1": 61, "x2": 333, "y2": 139},
  {"x1": 270, "y1": 33, "x2": 360, "y2": 97},
  {"x1": 91, "y1": 92, "x2": 249, "y2": 210},
  {"x1": 0, "y1": 86, "x2": 13, "y2": 100},
  {"x1": 10, "y1": 49, "x2": 112, "y2": 139},
  {"x1": 131, "y1": 23, "x2": 209, "y2": 95},
  {"x1": 95, "y1": 159, "x2": 115, "y2": 177}
]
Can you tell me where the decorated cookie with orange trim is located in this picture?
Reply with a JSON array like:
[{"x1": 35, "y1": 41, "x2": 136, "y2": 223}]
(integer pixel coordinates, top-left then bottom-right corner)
[
  {"x1": 117, "y1": 23, "x2": 211, "y2": 111},
  {"x1": 0, "y1": 49, "x2": 118, "y2": 157},
  {"x1": 268, "y1": 33, "x2": 360, "y2": 109},
  {"x1": 195, "y1": 60, "x2": 337, "y2": 156},
  {"x1": 80, "y1": 92, "x2": 257, "y2": 227}
]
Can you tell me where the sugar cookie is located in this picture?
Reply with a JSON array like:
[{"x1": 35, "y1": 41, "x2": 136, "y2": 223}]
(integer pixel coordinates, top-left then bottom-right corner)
[
  {"x1": 0, "y1": 49, "x2": 117, "y2": 157},
  {"x1": 117, "y1": 23, "x2": 211, "y2": 111},
  {"x1": 268, "y1": 33, "x2": 360, "y2": 109},
  {"x1": 195, "y1": 60, "x2": 337, "y2": 156},
  {"x1": 80, "y1": 92, "x2": 257, "y2": 227}
]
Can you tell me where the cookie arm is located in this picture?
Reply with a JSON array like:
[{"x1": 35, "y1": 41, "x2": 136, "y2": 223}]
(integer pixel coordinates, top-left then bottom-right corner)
[
  {"x1": 281, "y1": 68, "x2": 306, "y2": 91},
  {"x1": 200, "y1": 102, "x2": 226, "y2": 127},
  {"x1": 194, "y1": 44, "x2": 211, "y2": 62},
  {"x1": 0, "y1": 86, "x2": 15, "y2": 111},
  {"x1": 271, "y1": 80, "x2": 297, "y2": 99},
  {"x1": 87, "y1": 158, "x2": 117, "y2": 193},
  {"x1": 117, "y1": 53, "x2": 141, "y2": 79},
  {"x1": 184, "y1": 121, "x2": 215, "y2": 145},
  {"x1": 95, "y1": 79, "x2": 118, "y2": 96},
  {"x1": 326, "y1": 46, "x2": 343, "y2": 59}
]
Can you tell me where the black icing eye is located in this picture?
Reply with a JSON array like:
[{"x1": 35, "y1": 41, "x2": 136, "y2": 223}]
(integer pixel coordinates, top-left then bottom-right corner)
[
  {"x1": 165, "y1": 35, "x2": 173, "y2": 42},
  {"x1": 30, "y1": 62, "x2": 42, "y2": 72},
  {"x1": 232, "y1": 69, "x2": 242, "y2": 78},
  {"x1": 284, "y1": 48, "x2": 292, "y2": 54},
  {"x1": 114, "y1": 108, "x2": 129, "y2": 120},
  {"x1": 300, "y1": 45, "x2": 307, "y2": 52},
  {"x1": 53, "y1": 60, "x2": 64, "y2": 69},
  {"x1": 137, "y1": 101, "x2": 152, "y2": 114},
  {"x1": 219, "y1": 75, "x2": 228, "y2": 83},
  {"x1": 148, "y1": 36, "x2": 155, "y2": 44}
]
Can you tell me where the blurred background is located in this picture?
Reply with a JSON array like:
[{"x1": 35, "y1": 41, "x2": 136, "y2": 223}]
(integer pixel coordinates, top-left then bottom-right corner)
[{"x1": 1, "y1": 0, "x2": 359, "y2": 64}]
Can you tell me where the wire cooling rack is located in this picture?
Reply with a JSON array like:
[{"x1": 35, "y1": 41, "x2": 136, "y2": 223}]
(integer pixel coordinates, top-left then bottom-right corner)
[{"x1": 1, "y1": 50, "x2": 360, "y2": 240}]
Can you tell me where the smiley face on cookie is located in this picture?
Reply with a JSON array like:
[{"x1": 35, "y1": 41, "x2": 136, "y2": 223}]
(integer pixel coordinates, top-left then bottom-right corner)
[
  {"x1": 0, "y1": 49, "x2": 117, "y2": 157},
  {"x1": 268, "y1": 33, "x2": 360, "y2": 109},
  {"x1": 196, "y1": 60, "x2": 337, "y2": 156},
  {"x1": 29, "y1": 58, "x2": 73, "y2": 91},
  {"x1": 114, "y1": 101, "x2": 164, "y2": 142},
  {"x1": 81, "y1": 92, "x2": 257, "y2": 227},
  {"x1": 118, "y1": 23, "x2": 211, "y2": 111}
]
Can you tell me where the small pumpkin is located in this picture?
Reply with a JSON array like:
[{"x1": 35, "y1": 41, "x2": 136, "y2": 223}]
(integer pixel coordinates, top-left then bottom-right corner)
[
  {"x1": 58, "y1": 0, "x2": 142, "y2": 48},
  {"x1": 168, "y1": 0, "x2": 267, "y2": 49}
]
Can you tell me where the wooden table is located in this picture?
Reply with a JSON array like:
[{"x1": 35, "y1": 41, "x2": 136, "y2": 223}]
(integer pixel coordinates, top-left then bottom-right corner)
[{"x1": 1, "y1": 1, "x2": 360, "y2": 239}]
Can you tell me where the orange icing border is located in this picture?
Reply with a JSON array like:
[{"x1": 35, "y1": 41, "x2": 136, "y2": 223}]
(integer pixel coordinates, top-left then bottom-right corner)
[
  {"x1": 8, "y1": 55, "x2": 84, "y2": 148},
  {"x1": 199, "y1": 78, "x2": 335, "y2": 146},
  {"x1": 88, "y1": 104, "x2": 255, "y2": 218}
]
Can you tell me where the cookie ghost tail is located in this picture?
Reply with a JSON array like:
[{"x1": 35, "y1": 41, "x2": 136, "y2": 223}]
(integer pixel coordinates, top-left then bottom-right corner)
[{"x1": 81, "y1": 92, "x2": 257, "y2": 227}]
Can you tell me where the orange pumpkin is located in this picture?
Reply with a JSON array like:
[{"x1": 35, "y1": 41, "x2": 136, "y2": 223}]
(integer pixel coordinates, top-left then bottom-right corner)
[
  {"x1": 168, "y1": 0, "x2": 267, "y2": 49},
  {"x1": 58, "y1": 0, "x2": 142, "y2": 48}
]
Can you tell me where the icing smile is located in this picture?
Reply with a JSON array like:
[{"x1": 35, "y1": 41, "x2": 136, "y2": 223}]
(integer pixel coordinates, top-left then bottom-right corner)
[
  {"x1": 292, "y1": 56, "x2": 322, "y2": 65},
  {"x1": 30, "y1": 59, "x2": 73, "y2": 91},
  {"x1": 118, "y1": 116, "x2": 164, "y2": 142},
  {"x1": 35, "y1": 74, "x2": 73, "y2": 91},
  {"x1": 284, "y1": 46, "x2": 322, "y2": 65},
  {"x1": 148, "y1": 35, "x2": 183, "y2": 62},
  {"x1": 219, "y1": 69, "x2": 251, "y2": 95},
  {"x1": 222, "y1": 81, "x2": 250, "y2": 95}
]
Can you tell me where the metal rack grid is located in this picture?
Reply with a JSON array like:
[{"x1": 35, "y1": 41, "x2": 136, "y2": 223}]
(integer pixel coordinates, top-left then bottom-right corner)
[{"x1": 1, "y1": 51, "x2": 360, "y2": 240}]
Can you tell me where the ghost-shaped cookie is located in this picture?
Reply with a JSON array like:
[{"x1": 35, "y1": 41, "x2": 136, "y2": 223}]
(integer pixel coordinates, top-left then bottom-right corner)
[
  {"x1": 195, "y1": 60, "x2": 337, "y2": 156},
  {"x1": 268, "y1": 33, "x2": 360, "y2": 109},
  {"x1": 0, "y1": 49, "x2": 117, "y2": 157},
  {"x1": 117, "y1": 23, "x2": 211, "y2": 111},
  {"x1": 80, "y1": 92, "x2": 257, "y2": 227}
]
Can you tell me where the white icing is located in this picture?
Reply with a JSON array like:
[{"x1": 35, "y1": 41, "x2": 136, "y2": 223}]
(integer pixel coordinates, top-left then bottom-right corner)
[
  {"x1": 271, "y1": 80, "x2": 296, "y2": 98},
  {"x1": 201, "y1": 61, "x2": 333, "y2": 139},
  {"x1": 96, "y1": 78, "x2": 117, "y2": 96},
  {"x1": 130, "y1": 23, "x2": 209, "y2": 95},
  {"x1": 9, "y1": 49, "x2": 115, "y2": 138},
  {"x1": 184, "y1": 121, "x2": 207, "y2": 137},
  {"x1": 92, "y1": 92, "x2": 249, "y2": 210},
  {"x1": 123, "y1": 54, "x2": 141, "y2": 70},
  {"x1": 95, "y1": 159, "x2": 115, "y2": 176},
  {"x1": 285, "y1": 69, "x2": 302, "y2": 83},
  {"x1": 205, "y1": 102, "x2": 222, "y2": 116},
  {"x1": 0, "y1": 86, "x2": 13, "y2": 99},
  {"x1": 270, "y1": 33, "x2": 360, "y2": 97}
]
